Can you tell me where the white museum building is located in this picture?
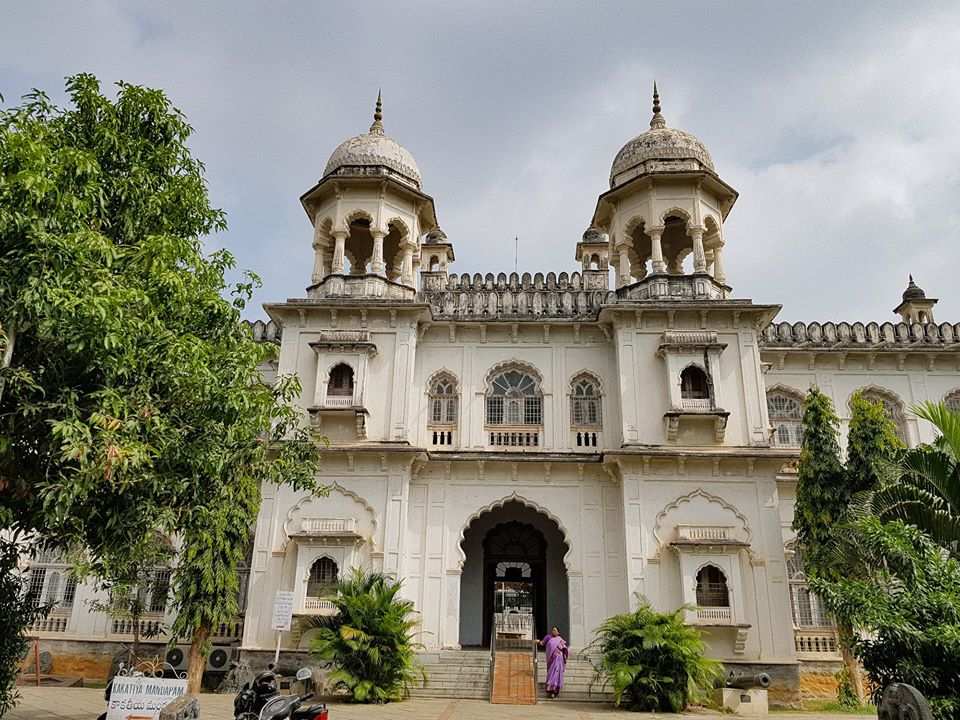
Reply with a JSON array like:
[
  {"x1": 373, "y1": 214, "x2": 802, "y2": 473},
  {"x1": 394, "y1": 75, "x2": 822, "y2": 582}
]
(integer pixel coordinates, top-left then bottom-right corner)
[{"x1": 24, "y1": 89, "x2": 960, "y2": 702}]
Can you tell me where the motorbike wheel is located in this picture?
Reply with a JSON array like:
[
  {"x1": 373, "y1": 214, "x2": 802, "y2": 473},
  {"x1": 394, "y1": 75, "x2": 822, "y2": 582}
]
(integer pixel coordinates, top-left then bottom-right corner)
[{"x1": 235, "y1": 713, "x2": 259, "y2": 720}]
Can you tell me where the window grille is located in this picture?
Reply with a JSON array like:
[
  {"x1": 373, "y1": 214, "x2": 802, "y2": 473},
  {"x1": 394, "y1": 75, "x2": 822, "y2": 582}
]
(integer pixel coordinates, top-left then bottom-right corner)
[
  {"x1": 27, "y1": 567, "x2": 46, "y2": 608},
  {"x1": 787, "y1": 547, "x2": 833, "y2": 628},
  {"x1": 861, "y1": 389, "x2": 908, "y2": 444},
  {"x1": 695, "y1": 565, "x2": 729, "y2": 607},
  {"x1": 327, "y1": 364, "x2": 354, "y2": 397},
  {"x1": 428, "y1": 377, "x2": 458, "y2": 425},
  {"x1": 570, "y1": 377, "x2": 602, "y2": 427},
  {"x1": 768, "y1": 390, "x2": 803, "y2": 447},
  {"x1": 680, "y1": 366, "x2": 710, "y2": 400},
  {"x1": 149, "y1": 570, "x2": 171, "y2": 614},
  {"x1": 62, "y1": 576, "x2": 78, "y2": 609},
  {"x1": 307, "y1": 557, "x2": 339, "y2": 597},
  {"x1": 45, "y1": 572, "x2": 61, "y2": 605},
  {"x1": 945, "y1": 391, "x2": 960, "y2": 413},
  {"x1": 486, "y1": 369, "x2": 543, "y2": 426}
]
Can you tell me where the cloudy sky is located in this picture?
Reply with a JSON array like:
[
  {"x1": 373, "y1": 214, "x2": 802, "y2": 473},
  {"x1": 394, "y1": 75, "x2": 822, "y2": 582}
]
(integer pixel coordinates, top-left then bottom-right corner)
[{"x1": 3, "y1": 1, "x2": 959, "y2": 321}]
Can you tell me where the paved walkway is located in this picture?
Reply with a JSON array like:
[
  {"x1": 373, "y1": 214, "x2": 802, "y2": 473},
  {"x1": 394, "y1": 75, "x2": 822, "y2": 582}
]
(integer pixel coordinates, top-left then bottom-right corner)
[{"x1": 9, "y1": 686, "x2": 866, "y2": 719}]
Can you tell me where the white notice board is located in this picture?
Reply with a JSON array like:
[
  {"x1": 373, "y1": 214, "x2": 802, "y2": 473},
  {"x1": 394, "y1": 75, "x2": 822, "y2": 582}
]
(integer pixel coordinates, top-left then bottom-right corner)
[
  {"x1": 106, "y1": 676, "x2": 188, "y2": 720},
  {"x1": 271, "y1": 590, "x2": 295, "y2": 631}
]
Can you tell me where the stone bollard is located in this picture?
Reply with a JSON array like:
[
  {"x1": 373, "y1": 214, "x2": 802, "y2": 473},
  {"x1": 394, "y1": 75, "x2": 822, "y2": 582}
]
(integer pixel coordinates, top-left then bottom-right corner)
[{"x1": 160, "y1": 694, "x2": 200, "y2": 720}]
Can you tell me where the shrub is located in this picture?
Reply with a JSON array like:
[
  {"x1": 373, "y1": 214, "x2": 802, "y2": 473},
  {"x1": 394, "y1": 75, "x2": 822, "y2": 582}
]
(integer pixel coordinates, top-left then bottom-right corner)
[
  {"x1": 811, "y1": 518, "x2": 960, "y2": 719},
  {"x1": 309, "y1": 568, "x2": 423, "y2": 703},
  {"x1": 0, "y1": 540, "x2": 47, "y2": 716},
  {"x1": 587, "y1": 600, "x2": 723, "y2": 712}
]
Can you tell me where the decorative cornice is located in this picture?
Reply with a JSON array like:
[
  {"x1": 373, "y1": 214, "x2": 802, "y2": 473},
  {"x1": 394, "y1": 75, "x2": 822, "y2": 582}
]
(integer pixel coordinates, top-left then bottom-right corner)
[{"x1": 760, "y1": 320, "x2": 960, "y2": 350}]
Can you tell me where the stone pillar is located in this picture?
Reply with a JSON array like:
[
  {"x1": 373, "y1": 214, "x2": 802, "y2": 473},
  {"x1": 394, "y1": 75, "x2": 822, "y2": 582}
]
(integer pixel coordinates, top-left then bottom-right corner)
[
  {"x1": 371, "y1": 229, "x2": 386, "y2": 276},
  {"x1": 689, "y1": 226, "x2": 707, "y2": 273},
  {"x1": 649, "y1": 225, "x2": 666, "y2": 274},
  {"x1": 331, "y1": 231, "x2": 347, "y2": 274},
  {"x1": 311, "y1": 241, "x2": 325, "y2": 285},
  {"x1": 713, "y1": 245, "x2": 726, "y2": 283},
  {"x1": 401, "y1": 244, "x2": 414, "y2": 286},
  {"x1": 616, "y1": 244, "x2": 632, "y2": 288}
]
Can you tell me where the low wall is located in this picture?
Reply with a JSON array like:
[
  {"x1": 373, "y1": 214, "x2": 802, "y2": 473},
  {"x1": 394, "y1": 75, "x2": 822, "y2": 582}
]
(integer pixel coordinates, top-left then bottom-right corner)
[
  {"x1": 18, "y1": 639, "x2": 168, "y2": 683},
  {"x1": 798, "y1": 659, "x2": 843, "y2": 701}
]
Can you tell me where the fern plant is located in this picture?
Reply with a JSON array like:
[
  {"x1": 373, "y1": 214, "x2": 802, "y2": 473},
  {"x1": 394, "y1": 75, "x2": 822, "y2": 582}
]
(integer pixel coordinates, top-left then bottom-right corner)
[
  {"x1": 308, "y1": 568, "x2": 423, "y2": 703},
  {"x1": 586, "y1": 600, "x2": 722, "y2": 712}
]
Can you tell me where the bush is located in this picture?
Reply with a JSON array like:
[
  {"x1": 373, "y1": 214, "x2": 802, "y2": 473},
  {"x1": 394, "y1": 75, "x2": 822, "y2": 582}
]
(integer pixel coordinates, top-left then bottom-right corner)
[
  {"x1": 309, "y1": 569, "x2": 423, "y2": 703},
  {"x1": 811, "y1": 518, "x2": 960, "y2": 719},
  {"x1": 0, "y1": 540, "x2": 47, "y2": 716},
  {"x1": 587, "y1": 600, "x2": 722, "y2": 712}
]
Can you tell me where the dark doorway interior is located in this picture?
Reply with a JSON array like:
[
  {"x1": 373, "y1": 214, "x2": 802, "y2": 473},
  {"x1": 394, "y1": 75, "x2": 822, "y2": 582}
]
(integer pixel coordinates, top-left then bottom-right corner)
[{"x1": 482, "y1": 521, "x2": 547, "y2": 644}]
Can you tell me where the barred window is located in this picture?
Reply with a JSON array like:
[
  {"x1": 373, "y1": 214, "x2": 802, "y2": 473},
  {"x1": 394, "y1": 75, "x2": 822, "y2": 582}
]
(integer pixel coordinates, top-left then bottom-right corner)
[
  {"x1": 45, "y1": 572, "x2": 61, "y2": 605},
  {"x1": 428, "y1": 376, "x2": 458, "y2": 425},
  {"x1": 570, "y1": 376, "x2": 602, "y2": 427},
  {"x1": 860, "y1": 389, "x2": 908, "y2": 444},
  {"x1": 327, "y1": 364, "x2": 354, "y2": 397},
  {"x1": 787, "y1": 548, "x2": 832, "y2": 627},
  {"x1": 27, "y1": 567, "x2": 46, "y2": 608},
  {"x1": 680, "y1": 366, "x2": 710, "y2": 400},
  {"x1": 945, "y1": 390, "x2": 960, "y2": 413},
  {"x1": 149, "y1": 569, "x2": 171, "y2": 614},
  {"x1": 486, "y1": 369, "x2": 542, "y2": 426},
  {"x1": 768, "y1": 390, "x2": 803, "y2": 447},
  {"x1": 62, "y1": 576, "x2": 78, "y2": 609},
  {"x1": 695, "y1": 565, "x2": 729, "y2": 607},
  {"x1": 307, "y1": 557, "x2": 339, "y2": 597}
]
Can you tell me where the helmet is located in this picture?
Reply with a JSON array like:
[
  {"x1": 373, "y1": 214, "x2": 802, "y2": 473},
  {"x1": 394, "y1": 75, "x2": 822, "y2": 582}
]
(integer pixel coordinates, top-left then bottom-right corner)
[{"x1": 252, "y1": 671, "x2": 278, "y2": 697}]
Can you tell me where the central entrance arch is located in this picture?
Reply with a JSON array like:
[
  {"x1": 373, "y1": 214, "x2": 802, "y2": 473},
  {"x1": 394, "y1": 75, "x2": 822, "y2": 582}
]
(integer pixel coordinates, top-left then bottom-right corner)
[{"x1": 458, "y1": 500, "x2": 569, "y2": 647}]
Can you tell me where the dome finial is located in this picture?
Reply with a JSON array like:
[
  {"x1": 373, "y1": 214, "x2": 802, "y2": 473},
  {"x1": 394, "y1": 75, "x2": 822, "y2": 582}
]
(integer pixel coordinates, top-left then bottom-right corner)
[
  {"x1": 370, "y1": 89, "x2": 384, "y2": 135},
  {"x1": 650, "y1": 81, "x2": 666, "y2": 129}
]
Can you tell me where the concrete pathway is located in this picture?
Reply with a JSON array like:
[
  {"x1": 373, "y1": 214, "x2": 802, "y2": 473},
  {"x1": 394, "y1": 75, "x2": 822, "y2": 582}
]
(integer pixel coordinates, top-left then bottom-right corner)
[{"x1": 8, "y1": 686, "x2": 868, "y2": 720}]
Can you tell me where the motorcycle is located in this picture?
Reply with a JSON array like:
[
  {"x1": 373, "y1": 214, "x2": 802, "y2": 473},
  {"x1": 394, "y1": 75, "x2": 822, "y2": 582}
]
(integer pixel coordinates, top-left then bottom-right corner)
[{"x1": 235, "y1": 667, "x2": 327, "y2": 720}]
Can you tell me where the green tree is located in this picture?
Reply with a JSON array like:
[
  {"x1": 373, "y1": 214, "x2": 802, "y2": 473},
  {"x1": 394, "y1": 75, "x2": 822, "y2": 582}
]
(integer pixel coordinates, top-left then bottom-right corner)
[
  {"x1": 869, "y1": 402, "x2": 960, "y2": 555},
  {"x1": 0, "y1": 75, "x2": 319, "y2": 695},
  {"x1": 846, "y1": 391, "x2": 903, "y2": 495},
  {"x1": 309, "y1": 569, "x2": 423, "y2": 703},
  {"x1": 811, "y1": 518, "x2": 960, "y2": 719},
  {"x1": 793, "y1": 388, "x2": 847, "y2": 578},
  {"x1": 0, "y1": 538, "x2": 47, "y2": 715},
  {"x1": 587, "y1": 600, "x2": 722, "y2": 712}
]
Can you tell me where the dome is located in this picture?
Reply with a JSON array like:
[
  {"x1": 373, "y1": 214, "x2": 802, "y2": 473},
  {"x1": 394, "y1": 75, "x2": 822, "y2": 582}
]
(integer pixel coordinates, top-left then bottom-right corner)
[
  {"x1": 902, "y1": 275, "x2": 926, "y2": 301},
  {"x1": 581, "y1": 226, "x2": 606, "y2": 243},
  {"x1": 425, "y1": 228, "x2": 448, "y2": 244},
  {"x1": 322, "y1": 93, "x2": 422, "y2": 190},
  {"x1": 609, "y1": 85, "x2": 715, "y2": 189}
]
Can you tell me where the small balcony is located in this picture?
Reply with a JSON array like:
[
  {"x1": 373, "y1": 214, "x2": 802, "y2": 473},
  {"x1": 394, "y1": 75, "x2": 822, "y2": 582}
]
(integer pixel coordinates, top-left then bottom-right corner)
[
  {"x1": 677, "y1": 525, "x2": 733, "y2": 542},
  {"x1": 301, "y1": 597, "x2": 338, "y2": 616},
  {"x1": 794, "y1": 628, "x2": 841, "y2": 660},
  {"x1": 296, "y1": 517, "x2": 359, "y2": 537},
  {"x1": 322, "y1": 394, "x2": 355, "y2": 409},
  {"x1": 571, "y1": 429, "x2": 602, "y2": 451},
  {"x1": 694, "y1": 606, "x2": 733, "y2": 625},
  {"x1": 680, "y1": 397, "x2": 714, "y2": 411},
  {"x1": 428, "y1": 428, "x2": 456, "y2": 448},
  {"x1": 487, "y1": 428, "x2": 541, "y2": 450}
]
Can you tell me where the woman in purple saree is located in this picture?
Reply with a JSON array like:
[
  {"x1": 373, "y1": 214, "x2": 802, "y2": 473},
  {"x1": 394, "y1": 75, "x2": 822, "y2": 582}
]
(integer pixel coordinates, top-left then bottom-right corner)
[{"x1": 539, "y1": 626, "x2": 568, "y2": 698}]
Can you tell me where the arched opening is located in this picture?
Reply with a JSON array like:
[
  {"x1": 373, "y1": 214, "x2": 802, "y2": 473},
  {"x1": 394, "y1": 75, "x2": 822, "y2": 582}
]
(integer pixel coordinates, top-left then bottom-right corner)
[
  {"x1": 345, "y1": 216, "x2": 373, "y2": 275},
  {"x1": 307, "y1": 557, "x2": 339, "y2": 598},
  {"x1": 485, "y1": 367, "x2": 543, "y2": 427},
  {"x1": 858, "y1": 388, "x2": 908, "y2": 445},
  {"x1": 680, "y1": 365, "x2": 710, "y2": 401},
  {"x1": 458, "y1": 500, "x2": 569, "y2": 647},
  {"x1": 661, "y1": 213, "x2": 693, "y2": 274},
  {"x1": 589, "y1": 254, "x2": 601, "y2": 271},
  {"x1": 429, "y1": 255, "x2": 440, "y2": 272},
  {"x1": 327, "y1": 364, "x2": 355, "y2": 399},
  {"x1": 570, "y1": 374, "x2": 602, "y2": 428},
  {"x1": 695, "y1": 565, "x2": 729, "y2": 607},
  {"x1": 383, "y1": 220, "x2": 408, "y2": 282}
]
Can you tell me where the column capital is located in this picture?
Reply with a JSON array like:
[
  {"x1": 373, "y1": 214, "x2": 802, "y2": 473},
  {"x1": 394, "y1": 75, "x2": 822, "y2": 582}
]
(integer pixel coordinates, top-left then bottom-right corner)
[
  {"x1": 370, "y1": 228, "x2": 387, "y2": 240},
  {"x1": 647, "y1": 225, "x2": 665, "y2": 236},
  {"x1": 686, "y1": 224, "x2": 706, "y2": 238},
  {"x1": 332, "y1": 229, "x2": 348, "y2": 240}
]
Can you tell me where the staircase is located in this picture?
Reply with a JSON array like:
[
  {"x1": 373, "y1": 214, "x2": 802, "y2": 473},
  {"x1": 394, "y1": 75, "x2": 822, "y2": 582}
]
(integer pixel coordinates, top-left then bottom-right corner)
[
  {"x1": 410, "y1": 650, "x2": 491, "y2": 700},
  {"x1": 491, "y1": 651, "x2": 536, "y2": 705},
  {"x1": 536, "y1": 653, "x2": 613, "y2": 703}
]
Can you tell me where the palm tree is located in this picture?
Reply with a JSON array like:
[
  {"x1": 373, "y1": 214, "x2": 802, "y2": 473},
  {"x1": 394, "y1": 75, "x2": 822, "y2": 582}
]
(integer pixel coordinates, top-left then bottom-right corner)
[
  {"x1": 308, "y1": 568, "x2": 423, "y2": 703},
  {"x1": 870, "y1": 401, "x2": 960, "y2": 556}
]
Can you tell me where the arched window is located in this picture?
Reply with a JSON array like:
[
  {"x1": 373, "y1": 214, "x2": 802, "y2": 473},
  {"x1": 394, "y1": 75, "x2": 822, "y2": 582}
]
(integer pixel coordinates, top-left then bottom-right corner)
[
  {"x1": 327, "y1": 364, "x2": 354, "y2": 398},
  {"x1": 429, "y1": 255, "x2": 440, "y2": 271},
  {"x1": 945, "y1": 390, "x2": 960, "y2": 414},
  {"x1": 695, "y1": 565, "x2": 729, "y2": 607},
  {"x1": 680, "y1": 366, "x2": 711, "y2": 400},
  {"x1": 307, "y1": 557, "x2": 339, "y2": 597},
  {"x1": 570, "y1": 375, "x2": 602, "y2": 427},
  {"x1": 428, "y1": 374, "x2": 458, "y2": 425},
  {"x1": 486, "y1": 368, "x2": 542, "y2": 426},
  {"x1": 786, "y1": 547, "x2": 832, "y2": 628},
  {"x1": 26, "y1": 567, "x2": 47, "y2": 609},
  {"x1": 768, "y1": 389, "x2": 803, "y2": 447},
  {"x1": 62, "y1": 576, "x2": 78, "y2": 609},
  {"x1": 860, "y1": 388, "x2": 908, "y2": 444}
]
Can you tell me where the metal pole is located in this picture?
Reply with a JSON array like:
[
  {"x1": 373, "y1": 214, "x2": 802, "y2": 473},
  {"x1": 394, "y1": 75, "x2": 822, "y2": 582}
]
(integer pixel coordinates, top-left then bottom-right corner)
[
  {"x1": 34, "y1": 638, "x2": 40, "y2": 686},
  {"x1": 273, "y1": 632, "x2": 282, "y2": 667}
]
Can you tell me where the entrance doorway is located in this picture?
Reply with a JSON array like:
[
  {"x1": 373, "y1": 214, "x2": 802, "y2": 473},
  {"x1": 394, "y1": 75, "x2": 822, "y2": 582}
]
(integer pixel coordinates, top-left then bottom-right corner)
[{"x1": 459, "y1": 500, "x2": 569, "y2": 647}]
